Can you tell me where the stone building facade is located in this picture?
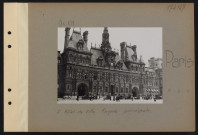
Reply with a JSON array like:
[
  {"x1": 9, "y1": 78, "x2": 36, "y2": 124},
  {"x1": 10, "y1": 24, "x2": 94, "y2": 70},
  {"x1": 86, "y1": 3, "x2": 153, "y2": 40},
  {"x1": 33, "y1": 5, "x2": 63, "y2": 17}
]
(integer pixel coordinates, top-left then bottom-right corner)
[{"x1": 58, "y1": 27, "x2": 163, "y2": 99}]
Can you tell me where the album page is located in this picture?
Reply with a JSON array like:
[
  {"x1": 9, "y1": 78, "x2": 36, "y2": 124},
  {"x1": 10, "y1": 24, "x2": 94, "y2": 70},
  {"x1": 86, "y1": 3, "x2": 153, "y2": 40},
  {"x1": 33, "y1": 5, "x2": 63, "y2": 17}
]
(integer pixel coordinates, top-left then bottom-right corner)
[{"x1": 4, "y1": 3, "x2": 195, "y2": 132}]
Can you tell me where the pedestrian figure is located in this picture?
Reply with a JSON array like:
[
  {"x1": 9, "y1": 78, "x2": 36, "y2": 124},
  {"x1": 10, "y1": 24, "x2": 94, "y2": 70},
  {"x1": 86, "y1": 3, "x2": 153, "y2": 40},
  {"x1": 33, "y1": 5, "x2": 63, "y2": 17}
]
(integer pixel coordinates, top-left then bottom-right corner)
[
  {"x1": 90, "y1": 93, "x2": 92, "y2": 101},
  {"x1": 131, "y1": 94, "x2": 133, "y2": 101},
  {"x1": 77, "y1": 95, "x2": 79, "y2": 101}
]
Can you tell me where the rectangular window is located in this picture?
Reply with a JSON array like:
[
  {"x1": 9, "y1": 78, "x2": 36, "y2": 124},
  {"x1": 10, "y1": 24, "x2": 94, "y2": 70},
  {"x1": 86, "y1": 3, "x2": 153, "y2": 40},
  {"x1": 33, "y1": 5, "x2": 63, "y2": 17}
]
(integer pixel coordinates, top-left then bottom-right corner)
[
  {"x1": 94, "y1": 74, "x2": 97, "y2": 80},
  {"x1": 93, "y1": 86, "x2": 97, "y2": 92},
  {"x1": 126, "y1": 88, "x2": 128, "y2": 93},
  {"x1": 116, "y1": 87, "x2": 118, "y2": 93},
  {"x1": 105, "y1": 87, "x2": 108, "y2": 92},
  {"x1": 121, "y1": 88, "x2": 123, "y2": 93}
]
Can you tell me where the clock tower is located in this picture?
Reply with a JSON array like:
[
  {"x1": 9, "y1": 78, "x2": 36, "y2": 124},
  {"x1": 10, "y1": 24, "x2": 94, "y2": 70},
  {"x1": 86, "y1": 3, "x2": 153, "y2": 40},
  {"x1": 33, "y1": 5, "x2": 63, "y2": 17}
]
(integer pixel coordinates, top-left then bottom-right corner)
[{"x1": 101, "y1": 27, "x2": 112, "y2": 53}]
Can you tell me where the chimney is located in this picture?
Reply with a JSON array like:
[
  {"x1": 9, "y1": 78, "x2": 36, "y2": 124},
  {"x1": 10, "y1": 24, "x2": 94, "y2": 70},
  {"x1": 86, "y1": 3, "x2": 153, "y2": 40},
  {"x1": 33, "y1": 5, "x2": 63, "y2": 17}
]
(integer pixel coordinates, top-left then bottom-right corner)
[
  {"x1": 120, "y1": 42, "x2": 126, "y2": 61},
  {"x1": 64, "y1": 27, "x2": 71, "y2": 51},
  {"x1": 83, "y1": 31, "x2": 88, "y2": 45},
  {"x1": 132, "y1": 45, "x2": 137, "y2": 53}
]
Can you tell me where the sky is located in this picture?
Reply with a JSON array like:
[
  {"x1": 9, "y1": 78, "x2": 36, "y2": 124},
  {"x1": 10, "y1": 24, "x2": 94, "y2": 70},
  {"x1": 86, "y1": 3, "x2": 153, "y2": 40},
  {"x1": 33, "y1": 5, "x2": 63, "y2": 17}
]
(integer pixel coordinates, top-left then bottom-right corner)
[{"x1": 58, "y1": 27, "x2": 162, "y2": 66}]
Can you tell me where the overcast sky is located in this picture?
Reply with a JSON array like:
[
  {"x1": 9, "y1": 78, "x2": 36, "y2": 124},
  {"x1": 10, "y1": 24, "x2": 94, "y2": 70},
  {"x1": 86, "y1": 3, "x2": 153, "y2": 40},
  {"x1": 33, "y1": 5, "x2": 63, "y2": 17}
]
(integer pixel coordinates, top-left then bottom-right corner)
[{"x1": 58, "y1": 27, "x2": 162, "y2": 66}]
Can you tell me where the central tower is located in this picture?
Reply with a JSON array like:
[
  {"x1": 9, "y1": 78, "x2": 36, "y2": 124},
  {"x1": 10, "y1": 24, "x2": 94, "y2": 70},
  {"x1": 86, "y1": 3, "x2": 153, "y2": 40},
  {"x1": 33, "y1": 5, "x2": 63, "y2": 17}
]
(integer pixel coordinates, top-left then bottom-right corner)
[{"x1": 101, "y1": 27, "x2": 112, "y2": 53}]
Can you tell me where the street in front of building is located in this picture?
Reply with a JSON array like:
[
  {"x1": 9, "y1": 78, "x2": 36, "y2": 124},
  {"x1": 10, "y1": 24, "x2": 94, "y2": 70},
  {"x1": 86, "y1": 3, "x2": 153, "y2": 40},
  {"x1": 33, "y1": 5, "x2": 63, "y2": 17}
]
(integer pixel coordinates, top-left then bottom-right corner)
[{"x1": 57, "y1": 97, "x2": 163, "y2": 104}]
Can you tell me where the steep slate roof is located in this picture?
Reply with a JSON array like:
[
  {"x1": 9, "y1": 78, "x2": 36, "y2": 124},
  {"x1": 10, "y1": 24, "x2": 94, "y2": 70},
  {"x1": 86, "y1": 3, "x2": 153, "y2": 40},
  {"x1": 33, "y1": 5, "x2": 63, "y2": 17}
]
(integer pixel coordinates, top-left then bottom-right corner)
[
  {"x1": 125, "y1": 46, "x2": 135, "y2": 61},
  {"x1": 90, "y1": 48, "x2": 105, "y2": 66},
  {"x1": 115, "y1": 54, "x2": 128, "y2": 70},
  {"x1": 67, "y1": 31, "x2": 89, "y2": 52},
  {"x1": 90, "y1": 48, "x2": 129, "y2": 70}
]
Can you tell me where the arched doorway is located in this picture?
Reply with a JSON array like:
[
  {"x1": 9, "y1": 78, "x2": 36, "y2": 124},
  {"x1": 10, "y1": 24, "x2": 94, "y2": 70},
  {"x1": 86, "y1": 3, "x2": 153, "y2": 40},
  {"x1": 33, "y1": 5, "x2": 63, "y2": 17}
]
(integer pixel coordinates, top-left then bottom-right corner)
[
  {"x1": 132, "y1": 87, "x2": 138, "y2": 97},
  {"x1": 77, "y1": 83, "x2": 88, "y2": 96}
]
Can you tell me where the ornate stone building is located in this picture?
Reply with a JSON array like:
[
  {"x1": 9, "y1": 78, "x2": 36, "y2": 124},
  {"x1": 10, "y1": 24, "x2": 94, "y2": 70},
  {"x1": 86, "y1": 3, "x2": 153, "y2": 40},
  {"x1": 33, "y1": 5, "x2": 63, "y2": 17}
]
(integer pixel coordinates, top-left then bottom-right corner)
[{"x1": 58, "y1": 27, "x2": 163, "y2": 99}]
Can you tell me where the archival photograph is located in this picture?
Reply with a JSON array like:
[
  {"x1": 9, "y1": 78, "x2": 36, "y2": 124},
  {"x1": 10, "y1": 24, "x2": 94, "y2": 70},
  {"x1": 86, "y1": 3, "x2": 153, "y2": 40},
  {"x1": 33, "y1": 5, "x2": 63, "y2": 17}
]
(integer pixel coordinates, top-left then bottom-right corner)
[{"x1": 57, "y1": 27, "x2": 163, "y2": 104}]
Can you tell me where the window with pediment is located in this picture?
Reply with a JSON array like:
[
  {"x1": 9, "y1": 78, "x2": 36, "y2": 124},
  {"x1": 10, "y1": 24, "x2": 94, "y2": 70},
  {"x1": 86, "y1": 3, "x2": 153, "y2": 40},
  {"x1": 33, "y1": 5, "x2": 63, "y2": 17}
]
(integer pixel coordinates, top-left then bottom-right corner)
[
  {"x1": 77, "y1": 39, "x2": 84, "y2": 50},
  {"x1": 116, "y1": 60, "x2": 123, "y2": 70},
  {"x1": 97, "y1": 56, "x2": 103, "y2": 67}
]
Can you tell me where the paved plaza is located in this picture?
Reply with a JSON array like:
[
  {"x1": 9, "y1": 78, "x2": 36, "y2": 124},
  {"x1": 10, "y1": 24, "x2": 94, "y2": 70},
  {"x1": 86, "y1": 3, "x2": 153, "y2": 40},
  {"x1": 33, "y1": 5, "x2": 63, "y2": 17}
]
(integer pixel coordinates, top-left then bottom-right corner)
[{"x1": 57, "y1": 97, "x2": 163, "y2": 104}]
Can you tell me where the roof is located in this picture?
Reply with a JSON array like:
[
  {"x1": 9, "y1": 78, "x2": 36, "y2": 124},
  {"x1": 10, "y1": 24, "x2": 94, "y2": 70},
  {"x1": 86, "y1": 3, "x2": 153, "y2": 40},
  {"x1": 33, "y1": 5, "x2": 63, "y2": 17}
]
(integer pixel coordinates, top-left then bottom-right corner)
[
  {"x1": 67, "y1": 31, "x2": 89, "y2": 52},
  {"x1": 115, "y1": 54, "x2": 128, "y2": 70},
  {"x1": 125, "y1": 46, "x2": 135, "y2": 61},
  {"x1": 90, "y1": 48, "x2": 128, "y2": 70},
  {"x1": 90, "y1": 48, "x2": 105, "y2": 66}
]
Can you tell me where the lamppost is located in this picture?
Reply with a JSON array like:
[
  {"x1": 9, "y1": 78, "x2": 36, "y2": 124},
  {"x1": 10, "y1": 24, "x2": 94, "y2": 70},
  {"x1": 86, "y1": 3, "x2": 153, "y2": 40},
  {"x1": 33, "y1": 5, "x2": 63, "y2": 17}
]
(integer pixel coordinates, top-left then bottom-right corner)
[{"x1": 139, "y1": 64, "x2": 144, "y2": 99}]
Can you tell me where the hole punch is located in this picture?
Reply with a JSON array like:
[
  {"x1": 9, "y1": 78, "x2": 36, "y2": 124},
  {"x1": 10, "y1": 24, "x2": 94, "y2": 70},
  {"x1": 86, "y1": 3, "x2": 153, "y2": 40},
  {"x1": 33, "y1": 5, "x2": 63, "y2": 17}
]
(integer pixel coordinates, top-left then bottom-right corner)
[
  {"x1": 8, "y1": 101, "x2": 12, "y2": 105},
  {"x1": 8, "y1": 31, "x2": 11, "y2": 35},
  {"x1": 8, "y1": 45, "x2": 12, "y2": 48},
  {"x1": 8, "y1": 88, "x2": 11, "y2": 92}
]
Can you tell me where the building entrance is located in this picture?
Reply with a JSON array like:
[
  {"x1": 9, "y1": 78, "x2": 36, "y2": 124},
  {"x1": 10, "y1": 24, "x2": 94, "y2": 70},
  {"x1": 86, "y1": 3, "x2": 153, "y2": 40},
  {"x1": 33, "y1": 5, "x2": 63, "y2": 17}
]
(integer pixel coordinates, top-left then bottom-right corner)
[
  {"x1": 132, "y1": 87, "x2": 138, "y2": 97},
  {"x1": 77, "y1": 83, "x2": 88, "y2": 96}
]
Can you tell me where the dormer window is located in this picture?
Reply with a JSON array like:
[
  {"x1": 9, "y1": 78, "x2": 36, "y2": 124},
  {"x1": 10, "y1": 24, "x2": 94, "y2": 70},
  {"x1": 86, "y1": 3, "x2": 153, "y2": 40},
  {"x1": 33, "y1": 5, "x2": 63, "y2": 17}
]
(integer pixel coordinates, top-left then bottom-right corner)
[
  {"x1": 97, "y1": 56, "x2": 103, "y2": 67},
  {"x1": 77, "y1": 39, "x2": 84, "y2": 50},
  {"x1": 116, "y1": 60, "x2": 123, "y2": 70}
]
